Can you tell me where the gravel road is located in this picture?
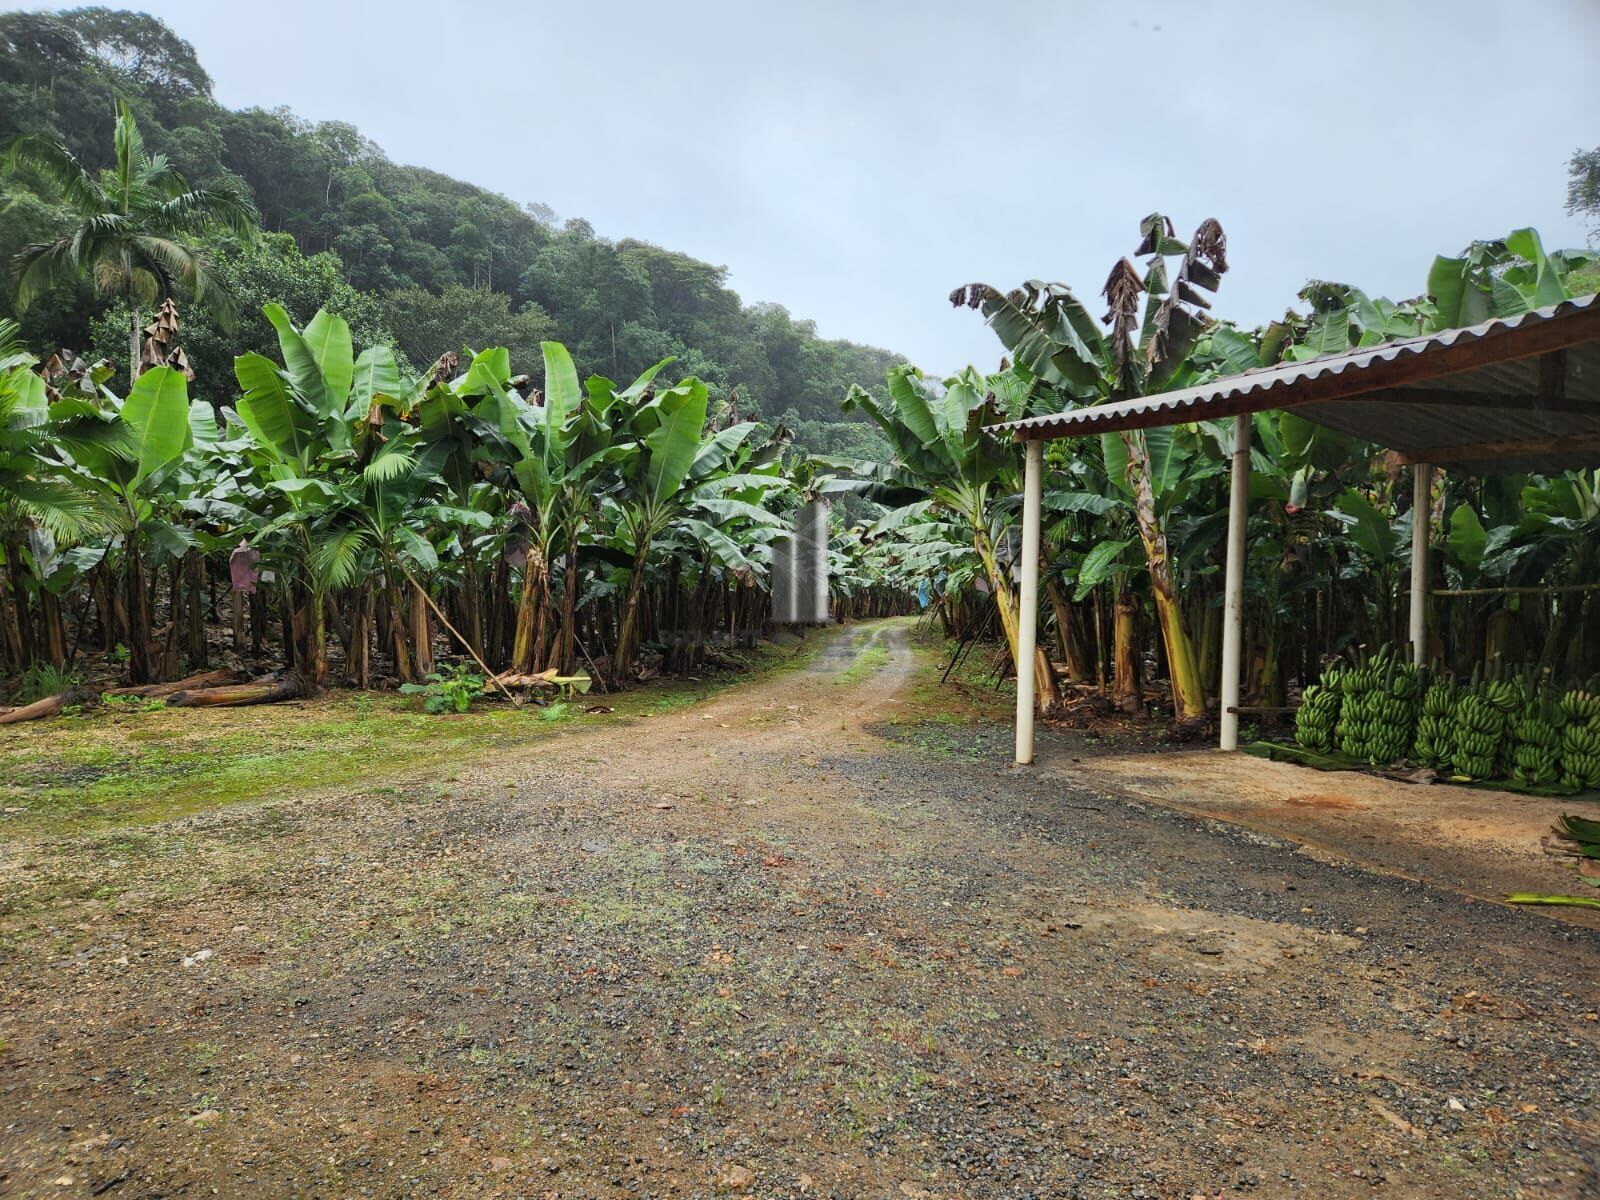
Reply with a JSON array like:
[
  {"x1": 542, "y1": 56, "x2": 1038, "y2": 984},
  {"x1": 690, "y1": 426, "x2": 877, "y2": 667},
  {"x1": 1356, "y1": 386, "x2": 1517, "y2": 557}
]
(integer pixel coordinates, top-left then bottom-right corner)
[{"x1": 2, "y1": 618, "x2": 1596, "y2": 1199}]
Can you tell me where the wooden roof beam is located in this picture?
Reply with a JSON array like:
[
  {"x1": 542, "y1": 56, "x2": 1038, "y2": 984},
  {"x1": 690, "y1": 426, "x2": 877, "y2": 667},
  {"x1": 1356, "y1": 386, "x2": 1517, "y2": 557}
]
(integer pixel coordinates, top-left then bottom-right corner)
[
  {"x1": 1399, "y1": 431, "x2": 1600, "y2": 467},
  {"x1": 1331, "y1": 386, "x2": 1599, "y2": 414}
]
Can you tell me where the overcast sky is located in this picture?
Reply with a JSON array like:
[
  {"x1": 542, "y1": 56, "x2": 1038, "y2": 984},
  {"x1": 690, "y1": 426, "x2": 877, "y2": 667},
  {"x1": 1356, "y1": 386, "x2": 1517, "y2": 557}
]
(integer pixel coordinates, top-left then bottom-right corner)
[{"x1": 88, "y1": 0, "x2": 1600, "y2": 373}]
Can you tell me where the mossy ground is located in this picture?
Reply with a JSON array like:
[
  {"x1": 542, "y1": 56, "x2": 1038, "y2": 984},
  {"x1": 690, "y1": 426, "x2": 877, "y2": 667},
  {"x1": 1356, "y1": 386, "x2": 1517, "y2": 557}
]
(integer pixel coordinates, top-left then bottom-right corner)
[{"x1": 0, "y1": 636, "x2": 822, "y2": 835}]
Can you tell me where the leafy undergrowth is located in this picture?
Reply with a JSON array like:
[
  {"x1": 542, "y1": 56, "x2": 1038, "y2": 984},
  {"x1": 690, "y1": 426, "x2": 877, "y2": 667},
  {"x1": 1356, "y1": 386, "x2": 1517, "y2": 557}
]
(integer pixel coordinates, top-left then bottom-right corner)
[
  {"x1": 0, "y1": 637, "x2": 820, "y2": 835},
  {"x1": 877, "y1": 624, "x2": 1176, "y2": 761}
]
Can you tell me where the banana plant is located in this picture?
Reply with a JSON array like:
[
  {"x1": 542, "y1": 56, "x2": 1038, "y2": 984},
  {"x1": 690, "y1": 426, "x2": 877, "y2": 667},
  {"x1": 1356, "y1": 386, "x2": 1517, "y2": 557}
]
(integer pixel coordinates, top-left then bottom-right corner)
[
  {"x1": 481, "y1": 343, "x2": 670, "y2": 675},
  {"x1": 232, "y1": 303, "x2": 437, "y2": 685},
  {"x1": 839, "y1": 361, "x2": 1060, "y2": 708},
  {"x1": 607, "y1": 374, "x2": 714, "y2": 680},
  {"x1": 0, "y1": 325, "x2": 128, "y2": 669},
  {"x1": 950, "y1": 212, "x2": 1232, "y2": 722},
  {"x1": 53, "y1": 363, "x2": 198, "y2": 683}
]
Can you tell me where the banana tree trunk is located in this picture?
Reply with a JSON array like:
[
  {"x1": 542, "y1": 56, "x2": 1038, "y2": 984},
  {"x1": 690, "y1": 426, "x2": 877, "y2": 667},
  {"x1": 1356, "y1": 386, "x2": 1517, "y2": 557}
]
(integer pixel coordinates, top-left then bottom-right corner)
[
  {"x1": 1112, "y1": 590, "x2": 1142, "y2": 713},
  {"x1": 385, "y1": 572, "x2": 415, "y2": 683},
  {"x1": 460, "y1": 546, "x2": 483, "y2": 660},
  {"x1": 975, "y1": 529, "x2": 1059, "y2": 712},
  {"x1": 613, "y1": 544, "x2": 651, "y2": 682},
  {"x1": 185, "y1": 551, "x2": 207, "y2": 668},
  {"x1": 410, "y1": 581, "x2": 434, "y2": 678},
  {"x1": 557, "y1": 540, "x2": 579, "y2": 675},
  {"x1": 40, "y1": 589, "x2": 67, "y2": 668},
  {"x1": 510, "y1": 552, "x2": 547, "y2": 674},
  {"x1": 1045, "y1": 579, "x2": 1090, "y2": 683},
  {"x1": 1119, "y1": 431, "x2": 1206, "y2": 721},
  {"x1": 125, "y1": 535, "x2": 153, "y2": 685},
  {"x1": 345, "y1": 583, "x2": 371, "y2": 688}
]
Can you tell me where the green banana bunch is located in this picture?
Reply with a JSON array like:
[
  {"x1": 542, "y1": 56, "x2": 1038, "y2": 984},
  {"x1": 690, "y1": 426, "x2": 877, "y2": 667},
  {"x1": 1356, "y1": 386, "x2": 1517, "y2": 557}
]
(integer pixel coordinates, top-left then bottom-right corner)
[
  {"x1": 1412, "y1": 674, "x2": 1458, "y2": 770},
  {"x1": 1324, "y1": 645, "x2": 1419, "y2": 765},
  {"x1": 1451, "y1": 680, "x2": 1508, "y2": 781},
  {"x1": 1334, "y1": 658, "x2": 1371, "y2": 759},
  {"x1": 1509, "y1": 676, "x2": 1564, "y2": 788},
  {"x1": 1560, "y1": 681, "x2": 1600, "y2": 790},
  {"x1": 1559, "y1": 684, "x2": 1600, "y2": 724},
  {"x1": 1294, "y1": 677, "x2": 1342, "y2": 754},
  {"x1": 1484, "y1": 676, "x2": 1522, "y2": 715},
  {"x1": 1368, "y1": 660, "x2": 1422, "y2": 763}
]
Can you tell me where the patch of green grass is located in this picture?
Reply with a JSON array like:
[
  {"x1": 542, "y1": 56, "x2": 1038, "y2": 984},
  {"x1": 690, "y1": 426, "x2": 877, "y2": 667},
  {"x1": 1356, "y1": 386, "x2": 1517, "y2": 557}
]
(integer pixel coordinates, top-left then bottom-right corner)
[
  {"x1": 835, "y1": 642, "x2": 890, "y2": 686},
  {"x1": 0, "y1": 699, "x2": 543, "y2": 833},
  {"x1": 645, "y1": 690, "x2": 705, "y2": 716},
  {"x1": 0, "y1": 627, "x2": 845, "y2": 837}
]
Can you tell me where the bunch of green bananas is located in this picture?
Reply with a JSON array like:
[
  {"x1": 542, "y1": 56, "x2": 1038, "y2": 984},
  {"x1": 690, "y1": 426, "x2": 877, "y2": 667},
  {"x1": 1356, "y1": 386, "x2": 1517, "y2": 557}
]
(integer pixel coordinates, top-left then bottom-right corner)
[
  {"x1": 1412, "y1": 674, "x2": 1458, "y2": 770},
  {"x1": 1452, "y1": 670, "x2": 1519, "y2": 780},
  {"x1": 1560, "y1": 679, "x2": 1600, "y2": 790},
  {"x1": 1335, "y1": 656, "x2": 1377, "y2": 760},
  {"x1": 1509, "y1": 683, "x2": 1564, "y2": 788},
  {"x1": 1369, "y1": 660, "x2": 1422, "y2": 762},
  {"x1": 1331, "y1": 646, "x2": 1418, "y2": 765},
  {"x1": 1294, "y1": 667, "x2": 1343, "y2": 754}
]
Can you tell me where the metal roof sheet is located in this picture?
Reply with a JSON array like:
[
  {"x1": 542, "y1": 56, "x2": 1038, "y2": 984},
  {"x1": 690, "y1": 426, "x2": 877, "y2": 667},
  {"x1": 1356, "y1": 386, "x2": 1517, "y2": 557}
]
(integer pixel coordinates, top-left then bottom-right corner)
[{"x1": 988, "y1": 293, "x2": 1600, "y2": 474}]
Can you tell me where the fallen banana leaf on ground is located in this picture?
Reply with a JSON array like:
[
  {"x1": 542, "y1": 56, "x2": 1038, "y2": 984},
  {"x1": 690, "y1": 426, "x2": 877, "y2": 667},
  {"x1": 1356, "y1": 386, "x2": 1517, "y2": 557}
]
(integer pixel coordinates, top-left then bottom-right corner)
[
  {"x1": 1556, "y1": 811, "x2": 1600, "y2": 844},
  {"x1": 1246, "y1": 742, "x2": 1600, "y2": 801},
  {"x1": 1506, "y1": 892, "x2": 1600, "y2": 910},
  {"x1": 1552, "y1": 813, "x2": 1600, "y2": 859}
]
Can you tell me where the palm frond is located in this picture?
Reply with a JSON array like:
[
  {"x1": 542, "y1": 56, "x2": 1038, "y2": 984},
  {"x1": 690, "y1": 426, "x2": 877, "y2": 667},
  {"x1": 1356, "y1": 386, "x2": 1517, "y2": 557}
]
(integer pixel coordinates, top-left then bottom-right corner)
[
  {"x1": 0, "y1": 470, "x2": 123, "y2": 540},
  {"x1": 13, "y1": 239, "x2": 81, "y2": 310},
  {"x1": 310, "y1": 527, "x2": 370, "y2": 591},
  {"x1": 51, "y1": 414, "x2": 137, "y2": 462},
  {"x1": 130, "y1": 234, "x2": 199, "y2": 289},
  {"x1": 362, "y1": 442, "x2": 418, "y2": 485},
  {"x1": 0, "y1": 132, "x2": 106, "y2": 214},
  {"x1": 112, "y1": 99, "x2": 147, "y2": 205},
  {"x1": 151, "y1": 186, "x2": 259, "y2": 242}
]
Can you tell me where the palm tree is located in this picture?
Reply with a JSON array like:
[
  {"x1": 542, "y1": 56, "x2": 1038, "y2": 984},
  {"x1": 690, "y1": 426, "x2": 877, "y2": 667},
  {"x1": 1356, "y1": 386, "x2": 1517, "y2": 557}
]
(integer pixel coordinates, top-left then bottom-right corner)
[{"x1": 2, "y1": 100, "x2": 257, "y2": 384}]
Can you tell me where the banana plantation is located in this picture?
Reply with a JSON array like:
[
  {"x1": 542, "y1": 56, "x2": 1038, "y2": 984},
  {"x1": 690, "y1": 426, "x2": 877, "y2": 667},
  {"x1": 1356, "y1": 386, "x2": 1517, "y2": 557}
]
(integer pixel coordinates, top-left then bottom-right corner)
[
  {"x1": 1, "y1": 104, "x2": 1598, "y2": 780},
  {"x1": 3, "y1": 209, "x2": 1599, "y2": 755},
  {"x1": 0, "y1": 304, "x2": 923, "y2": 709},
  {"x1": 9, "y1": 11, "x2": 1600, "y2": 1197},
  {"x1": 876, "y1": 216, "x2": 1600, "y2": 766}
]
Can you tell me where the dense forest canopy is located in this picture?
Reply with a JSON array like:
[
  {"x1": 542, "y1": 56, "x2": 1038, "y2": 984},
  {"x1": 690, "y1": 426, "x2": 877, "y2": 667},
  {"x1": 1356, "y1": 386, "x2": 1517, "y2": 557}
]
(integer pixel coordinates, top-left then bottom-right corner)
[{"x1": 0, "y1": 6, "x2": 902, "y2": 444}]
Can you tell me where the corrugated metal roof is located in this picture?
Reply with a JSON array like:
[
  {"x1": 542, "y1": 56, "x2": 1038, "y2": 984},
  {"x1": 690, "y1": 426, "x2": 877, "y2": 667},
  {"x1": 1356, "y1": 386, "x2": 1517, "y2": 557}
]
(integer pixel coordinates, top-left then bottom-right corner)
[{"x1": 989, "y1": 292, "x2": 1600, "y2": 474}]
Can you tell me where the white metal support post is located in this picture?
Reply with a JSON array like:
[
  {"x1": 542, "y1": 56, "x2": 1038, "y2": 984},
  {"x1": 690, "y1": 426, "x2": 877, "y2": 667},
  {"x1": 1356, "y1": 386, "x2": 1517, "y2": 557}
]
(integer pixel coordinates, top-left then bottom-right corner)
[
  {"x1": 1015, "y1": 438, "x2": 1043, "y2": 765},
  {"x1": 1219, "y1": 414, "x2": 1250, "y2": 751},
  {"x1": 1410, "y1": 462, "x2": 1431, "y2": 667}
]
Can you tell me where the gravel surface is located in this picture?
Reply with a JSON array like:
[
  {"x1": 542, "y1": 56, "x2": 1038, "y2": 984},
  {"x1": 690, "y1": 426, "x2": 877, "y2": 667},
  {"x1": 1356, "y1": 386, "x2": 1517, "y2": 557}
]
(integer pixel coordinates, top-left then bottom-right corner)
[{"x1": 2, "y1": 619, "x2": 1596, "y2": 1198}]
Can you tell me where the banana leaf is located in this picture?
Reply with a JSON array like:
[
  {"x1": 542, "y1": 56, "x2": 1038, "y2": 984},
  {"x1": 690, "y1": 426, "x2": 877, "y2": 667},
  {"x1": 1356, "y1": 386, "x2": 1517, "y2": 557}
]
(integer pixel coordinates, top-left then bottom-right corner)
[{"x1": 1506, "y1": 893, "x2": 1600, "y2": 910}]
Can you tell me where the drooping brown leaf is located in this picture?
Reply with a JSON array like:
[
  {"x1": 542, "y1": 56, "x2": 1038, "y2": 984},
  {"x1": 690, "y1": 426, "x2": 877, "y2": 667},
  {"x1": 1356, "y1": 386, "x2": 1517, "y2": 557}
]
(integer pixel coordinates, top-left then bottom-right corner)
[
  {"x1": 429, "y1": 349, "x2": 461, "y2": 387},
  {"x1": 1191, "y1": 217, "x2": 1228, "y2": 274},
  {"x1": 1135, "y1": 213, "x2": 1176, "y2": 257},
  {"x1": 949, "y1": 282, "x2": 1006, "y2": 312},
  {"x1": 1101, "y1": 258, "x2": 1144, "y2": 363},
  {"x1": 1181, "y1": 258, "x2": 1221, "y2": 293},
  {"x1": 139, "y1": 297, "x2": 194, "y2": 380},
  {"x1": 1175, "y1": 279, "x2": 1213, "y2": 309}
]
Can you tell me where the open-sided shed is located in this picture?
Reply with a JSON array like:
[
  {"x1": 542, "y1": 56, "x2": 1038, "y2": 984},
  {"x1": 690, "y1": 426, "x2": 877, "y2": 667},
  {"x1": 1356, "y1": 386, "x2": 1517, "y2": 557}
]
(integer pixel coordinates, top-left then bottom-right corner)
[{"x1": 991, "y1": 293, "x2": 1600, "y2": 764}]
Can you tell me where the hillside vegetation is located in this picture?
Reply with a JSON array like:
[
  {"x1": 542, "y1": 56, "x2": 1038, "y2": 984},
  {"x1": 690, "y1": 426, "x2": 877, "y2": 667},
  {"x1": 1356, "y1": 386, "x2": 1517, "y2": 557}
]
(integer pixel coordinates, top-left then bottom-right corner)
[{"x1": 0, "y1": 6, "x2": 900, "y2": 450}]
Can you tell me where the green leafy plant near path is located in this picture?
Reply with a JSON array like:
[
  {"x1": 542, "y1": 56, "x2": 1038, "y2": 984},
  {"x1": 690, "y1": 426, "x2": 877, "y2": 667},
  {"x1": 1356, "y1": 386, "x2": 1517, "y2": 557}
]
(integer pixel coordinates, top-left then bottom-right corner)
[
  {"x1": 400, "y1": 665, "x2": 486, "y2": 715},
  {"x1": 14, "y1": 662, "x2": 80, "y2": 704}
]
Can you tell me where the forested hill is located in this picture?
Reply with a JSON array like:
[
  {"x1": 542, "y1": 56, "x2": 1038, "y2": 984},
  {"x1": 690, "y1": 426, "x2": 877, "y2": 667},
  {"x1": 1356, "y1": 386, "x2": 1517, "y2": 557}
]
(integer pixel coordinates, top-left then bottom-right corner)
[{"x1": 0, "y1": 7, "x2": 901, "y2": 440}]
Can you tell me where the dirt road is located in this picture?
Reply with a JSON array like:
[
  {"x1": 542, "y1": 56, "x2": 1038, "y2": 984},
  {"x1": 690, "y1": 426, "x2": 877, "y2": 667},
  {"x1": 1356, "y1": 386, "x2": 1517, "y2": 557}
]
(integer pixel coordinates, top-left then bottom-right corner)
[{"x1": 2, "y1": 619, "x2": 1596, "y2": 1198}]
